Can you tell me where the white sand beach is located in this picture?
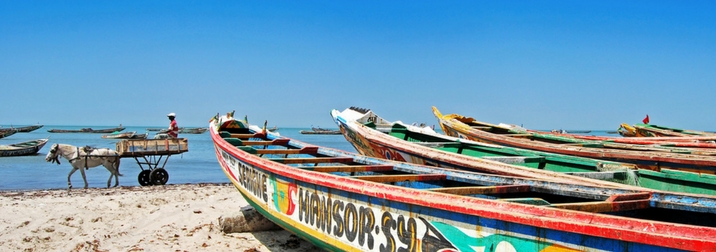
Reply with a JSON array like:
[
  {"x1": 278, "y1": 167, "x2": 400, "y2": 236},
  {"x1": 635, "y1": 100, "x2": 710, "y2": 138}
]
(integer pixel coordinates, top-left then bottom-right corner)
[{"x1": 0, "y1": 183, "x2": 319, "y2": 252}]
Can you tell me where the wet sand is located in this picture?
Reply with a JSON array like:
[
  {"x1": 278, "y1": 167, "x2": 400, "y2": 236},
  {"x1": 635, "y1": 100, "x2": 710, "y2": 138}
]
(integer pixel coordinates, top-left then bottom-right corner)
[{"x1": 0, "y1": 183, "x2": 319, "y2": 252}]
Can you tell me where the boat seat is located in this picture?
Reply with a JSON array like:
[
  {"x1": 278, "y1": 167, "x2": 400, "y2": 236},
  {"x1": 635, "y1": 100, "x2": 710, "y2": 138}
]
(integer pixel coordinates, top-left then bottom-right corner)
[
  {"x1": 297, "y1": 165, "x2": 394, "y2": 173},
  {"x1": 352, "y1": 174, "x2": 446, "y2": 183},
  {"x1": 483, "y1": 156, "x2": 545, "y2": 165},
  {"x1": 427, "y1": 185, "x2": 530, "y2": 195},
  {"x1": 551, "y1": 193, "x2": 652, "y2": 213},
  {"x1": 255, "y1": 146, "x2": 319, "y2": 155},
  {"x1": 565, "y1": 171, "x2": 628, "y2": 180},
  {"x1": 270, "y1": 157, "x2": 354, "y2": 164}
]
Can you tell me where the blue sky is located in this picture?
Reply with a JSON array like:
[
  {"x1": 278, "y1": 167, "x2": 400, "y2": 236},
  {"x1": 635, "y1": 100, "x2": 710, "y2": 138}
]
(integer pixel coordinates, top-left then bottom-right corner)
[{"x1": 1, "y1": 1, "x2": 714, "y2": 130}]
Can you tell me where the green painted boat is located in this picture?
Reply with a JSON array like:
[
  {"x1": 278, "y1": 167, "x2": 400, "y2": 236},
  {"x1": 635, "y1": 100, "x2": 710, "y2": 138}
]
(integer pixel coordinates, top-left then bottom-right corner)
[{"x1": 332, "y1": 107, "x2": 716, "y2": 196}]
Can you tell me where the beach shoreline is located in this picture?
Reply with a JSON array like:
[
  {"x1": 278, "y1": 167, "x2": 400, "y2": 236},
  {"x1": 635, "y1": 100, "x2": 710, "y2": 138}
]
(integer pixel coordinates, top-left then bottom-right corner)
[{"x1": 0, "y1": 183, "x2": 318, "y2": 252}]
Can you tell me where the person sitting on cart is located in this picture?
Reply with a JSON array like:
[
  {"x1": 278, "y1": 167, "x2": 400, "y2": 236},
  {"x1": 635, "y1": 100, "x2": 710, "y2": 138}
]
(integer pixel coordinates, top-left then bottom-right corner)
[
  {"x1": 166, "y1": 113, "x2": 179, "y2": 138},
  {"x1": 154, "y1": 113, "x2": 179, "y2": 139}
]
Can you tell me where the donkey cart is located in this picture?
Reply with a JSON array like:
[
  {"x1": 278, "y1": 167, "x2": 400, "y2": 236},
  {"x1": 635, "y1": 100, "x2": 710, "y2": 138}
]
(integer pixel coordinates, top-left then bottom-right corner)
[{"x1": 116, "y1": 138, "x2": 188, "y2": 186}]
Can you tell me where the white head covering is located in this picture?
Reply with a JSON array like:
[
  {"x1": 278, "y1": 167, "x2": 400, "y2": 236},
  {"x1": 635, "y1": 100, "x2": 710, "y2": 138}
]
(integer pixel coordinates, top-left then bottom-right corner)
[{"x1": 167, "y1": 113, "x2": 176, "y2": 117}]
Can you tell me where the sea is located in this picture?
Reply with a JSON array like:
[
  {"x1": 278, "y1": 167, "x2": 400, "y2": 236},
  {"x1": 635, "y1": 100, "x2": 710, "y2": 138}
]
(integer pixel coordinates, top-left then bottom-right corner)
[{"x1": 0, "y1": 125, "x2": 356, "y2": 191}]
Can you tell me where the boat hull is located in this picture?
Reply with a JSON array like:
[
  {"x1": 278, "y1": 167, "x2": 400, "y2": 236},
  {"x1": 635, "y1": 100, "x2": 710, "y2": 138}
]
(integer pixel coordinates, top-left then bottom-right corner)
[
  {"x1": 211, "y1": 116, "x2": 716, "y2": 251},
  {"x1": 0, "y1": 139, "x2": 49, "y2": 157}
]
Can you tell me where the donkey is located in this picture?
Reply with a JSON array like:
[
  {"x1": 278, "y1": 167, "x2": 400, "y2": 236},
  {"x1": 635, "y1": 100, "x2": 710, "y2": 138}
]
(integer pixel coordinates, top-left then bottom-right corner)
[{"x1": 45, "y1": 143, "x2": 123, "y2": 189}]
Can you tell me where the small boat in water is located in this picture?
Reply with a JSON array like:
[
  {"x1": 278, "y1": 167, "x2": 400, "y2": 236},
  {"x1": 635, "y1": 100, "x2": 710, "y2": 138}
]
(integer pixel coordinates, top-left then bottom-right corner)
[
  {"x1": 48, "y1": 125, "x2": 126, "y2": 133},
  {"x1": 210, "y1": 112, "x2": 716, "y2": 251},
  {"x1": 0, "y1": 129, "x2": 17, "y2": 139},
  {"x1": 131, "y1": 132, "x2": 148, "y2": 139},
  {"x1": 101, "y1": 131, "x2": 136, "y2": 139},
  {"x1": 0, "y1": 138, "x2": 49, "y2": 157},
  {"x1": 0, "y1": 125, "x2": 43, "y2": 133},
  {"x1": 179, "y1": 127, "x2": 208, "y2": 134},
  {"x1": 299, "y1": 126, "x2": 341, "y2": 135}
]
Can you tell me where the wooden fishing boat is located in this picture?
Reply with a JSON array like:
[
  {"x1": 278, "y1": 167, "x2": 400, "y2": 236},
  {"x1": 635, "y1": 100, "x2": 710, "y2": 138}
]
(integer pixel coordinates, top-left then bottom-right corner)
[
  {"x1": 541, "y1": 129, "x2": 716, "y2": 148},
  {"x1": 48, "y1": 126, "x2": 126, "y2": 133},
  {"x1": 210, "y1": 112, "x2": 716, "y2": 251},
  {"x1": 333, "y1": 107, "x2": 716, "y2": 196},
  {"x1": 0, "y1": 129, "x2": 17, "y2": 139},
  {"x1": 179, "y1": 127, "x2": 208, "y2": 134},
  {"x1": 131, "y1": 132, "x2": 148, "y2": 139},
  {"x1": 0, "y1": 125, "x2": 43, "y2": 133},
  {"x1": 299, "y1": 127, "x2": 342, "y2": 135},
  {"x1": 0, "y1": 138, "x2": 49, "y2": 156},
  {"x1": 619, "y1": 123, "x2": 716, "y2": 138},
  {"x1": 633, "y1": 123, "x2": 716, "y2": 137},
  {"x1": 518, "y1": 127, "x2": 716, "y2": 156},
  {"x1": 618, "y1": 123, "x2": 639, "y2": 137},
  {"x1": 433, "y1": 107, "x2": 716, "y2": 175},
  {"x1": 101, "y1": 131, "x2": 136, "y2": 139}
]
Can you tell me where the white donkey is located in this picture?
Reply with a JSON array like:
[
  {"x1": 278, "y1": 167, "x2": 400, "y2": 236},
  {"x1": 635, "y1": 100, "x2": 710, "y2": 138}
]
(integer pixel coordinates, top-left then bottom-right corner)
[{"x1": 45, "y1": 143, "x2": 123, "y2": 189}]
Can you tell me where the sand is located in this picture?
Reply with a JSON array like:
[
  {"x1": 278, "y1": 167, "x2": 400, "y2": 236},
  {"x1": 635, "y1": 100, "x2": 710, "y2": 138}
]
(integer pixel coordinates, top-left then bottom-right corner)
[{"x1": 0, "y1": 183, "x2": 319, "y2": 252}]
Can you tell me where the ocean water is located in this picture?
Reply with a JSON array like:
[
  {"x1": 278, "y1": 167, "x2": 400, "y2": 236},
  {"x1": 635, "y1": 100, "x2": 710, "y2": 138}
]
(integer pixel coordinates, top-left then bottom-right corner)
[{"x1": 0, "y1": 125, "x2": 354, "y2": 191}]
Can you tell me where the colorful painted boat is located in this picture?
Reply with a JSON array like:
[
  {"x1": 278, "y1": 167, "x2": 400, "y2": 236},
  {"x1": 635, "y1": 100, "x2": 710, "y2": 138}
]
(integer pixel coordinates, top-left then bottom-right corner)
[
  {"x1": 210, "y1": 112, "x2": 716, "y2": 251},
  {"x1": 633, "y1": 123, "x2": 716, "y2": 137},
  {"x1": 542, "y1": 129, "x2": 716, "y2": 149},
  {"x1": 332, "y1": 107, "x2": 716, "y2": 196},
  {"x1": 501, "y1": 125, "x2": 716, "y2": 156},
  {"x1": 433, "y1": 107, "x2": 716, "y2": 176},
  {"x1": 619, "y1": 123, "x2": 716, "y2": 138},
  {"x1": 0, "y1": 138, "x2": 49, "y2": 157},
  {"x1": 331, "y1": 107, "x2": 642, "y2": 188}
]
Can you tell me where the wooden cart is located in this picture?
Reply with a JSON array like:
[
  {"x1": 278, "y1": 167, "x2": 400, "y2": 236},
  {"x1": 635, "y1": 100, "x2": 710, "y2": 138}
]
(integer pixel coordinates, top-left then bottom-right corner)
[{"x1": 116, "y1": 138, "x2": 188, "y2": 186}]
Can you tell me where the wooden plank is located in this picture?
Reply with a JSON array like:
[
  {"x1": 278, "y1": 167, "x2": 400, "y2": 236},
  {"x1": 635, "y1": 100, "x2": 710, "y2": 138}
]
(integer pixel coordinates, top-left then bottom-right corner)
[
  {"x1": 256, "y1": 147, "x2": 319, "y2": 155},
  {"x1": 551, "y1": 199, "x2": 651, "y2": 213},
  {"x1": 427, "y1": 185, "x2": 531, "y2": 195},
  {"x1": 229, "y1": 133, "x2": 260, "y2": 139},
  {"x1": 470, "y1": 126, "x2": 492, "y2": 129},
  {"x1": 565, "y1": 171, "x2": 629, "y2": 181},
  {"x1": 270, "y1": 157, "x2": 354, "y2": 164},
  {"x1": 298, "y1": 165, "x2": 394, "y2": 173},
  {"x1": 352, "y1": 174, "x2": 446, "y2": 183},
  {"x1": 606, "y1": 192, "x2": 651, "y2": 202},
  {"x1": 242, "y1": 139, "x2": 290, "y2": 146}
]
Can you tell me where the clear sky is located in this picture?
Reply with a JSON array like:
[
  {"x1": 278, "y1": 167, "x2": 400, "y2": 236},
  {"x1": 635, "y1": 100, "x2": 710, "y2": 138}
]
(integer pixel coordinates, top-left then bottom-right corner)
[{"x1": 1, "y1": 1, "x2": 714, "y2": 130}]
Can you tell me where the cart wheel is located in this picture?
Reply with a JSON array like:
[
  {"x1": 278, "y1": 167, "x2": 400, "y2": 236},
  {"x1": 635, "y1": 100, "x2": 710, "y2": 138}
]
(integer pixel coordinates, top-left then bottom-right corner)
[
  {"x1": 138, "y1": 170, "x2": 152, "y2": 186},
  {"x1": 150, "y1": 168, "x2": 169, "y2": 185}
]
